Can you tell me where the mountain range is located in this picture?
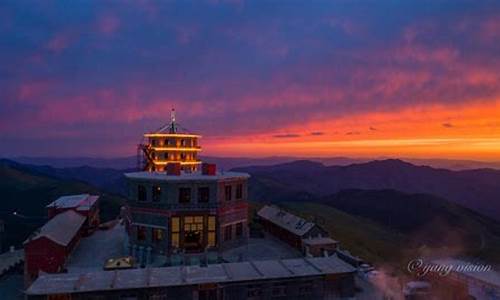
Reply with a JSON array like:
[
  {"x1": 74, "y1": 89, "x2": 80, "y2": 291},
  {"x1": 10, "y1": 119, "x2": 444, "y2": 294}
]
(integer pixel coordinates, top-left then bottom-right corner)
[
  {"x1": 1, "y1": 157, "x2": 500, "y2": 265},
  {"x1": 235, "y1": 159, "x2": 500, "y2": 221},
  {"x1": 11, "y1": 155, "x2": 500, "y2": 171}
]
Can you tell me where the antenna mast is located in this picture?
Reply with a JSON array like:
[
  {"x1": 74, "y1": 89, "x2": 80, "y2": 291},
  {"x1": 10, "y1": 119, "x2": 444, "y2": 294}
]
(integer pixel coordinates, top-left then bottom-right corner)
[{"x1": 169, "y1": 108, "x2": 177, "y2": 133}]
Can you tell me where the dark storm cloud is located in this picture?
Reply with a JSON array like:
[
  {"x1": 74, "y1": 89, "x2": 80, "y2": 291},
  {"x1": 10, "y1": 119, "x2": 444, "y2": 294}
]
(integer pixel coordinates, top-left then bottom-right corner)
[
  {"x1": 273, "y1": 134, "x2": 301, "y2": 138},
  {"x1": 310, "y1": 131, "x2": 325, "y2": 136}
]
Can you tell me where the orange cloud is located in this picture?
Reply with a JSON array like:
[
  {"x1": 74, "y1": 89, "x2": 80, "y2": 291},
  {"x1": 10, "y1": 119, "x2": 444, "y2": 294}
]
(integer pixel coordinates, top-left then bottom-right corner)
[{"x1": 203, "y1": 99, "x2": 500, "y2": 160}]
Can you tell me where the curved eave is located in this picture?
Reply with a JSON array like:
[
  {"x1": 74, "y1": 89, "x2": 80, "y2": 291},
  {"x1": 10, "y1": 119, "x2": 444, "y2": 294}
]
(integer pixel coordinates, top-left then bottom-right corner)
[
  {"x1": 144, "y1": 133, "x2": 201, "y2": 138},
  {"x1": 152, "y1": 161, "x2": 202, "y2": 165},
  {"x1": 151, "y1": 147, "x2": 201, "y2": 152}
]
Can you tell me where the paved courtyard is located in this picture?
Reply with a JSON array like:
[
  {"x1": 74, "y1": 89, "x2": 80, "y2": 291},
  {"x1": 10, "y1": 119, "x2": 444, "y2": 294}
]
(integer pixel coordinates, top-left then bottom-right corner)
[
  {"x1": 66, "y1": 223, "x2": 128, "y2": 273},
  {"x1": 222, "y1": 234, "x2": 302, "y2": 262}
]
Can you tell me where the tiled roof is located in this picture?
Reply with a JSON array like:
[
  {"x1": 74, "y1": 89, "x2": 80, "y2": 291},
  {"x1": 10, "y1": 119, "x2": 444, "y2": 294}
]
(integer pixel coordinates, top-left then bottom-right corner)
[
  {"x1": 26, "y1": 256, "x2": 356, "y2": 295},
  {"x1": 25, "y1": 210, "x2": 86, "y2": 246},
  {"x1": 257, "y1": 205, "x2": 315, "y2": 236},
  {"x1": 46, "y1": 194, "x2": 99, "y2": 211}
]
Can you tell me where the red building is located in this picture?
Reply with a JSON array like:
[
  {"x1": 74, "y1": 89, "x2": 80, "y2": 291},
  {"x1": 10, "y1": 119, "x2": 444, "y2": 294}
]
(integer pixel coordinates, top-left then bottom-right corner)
[
  {"x1": 46, "y1": 194, "x2": 100, "y2": 234},
  {"x1": 24, "y1": 210, "x2": 86, "y2": 285}
]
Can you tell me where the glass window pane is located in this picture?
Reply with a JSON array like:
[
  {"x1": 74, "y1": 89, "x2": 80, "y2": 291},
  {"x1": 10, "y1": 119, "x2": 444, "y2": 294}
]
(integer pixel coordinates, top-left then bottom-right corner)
[
  {"x1": 208, "y1": 216, "x2": 216, "y2": 231},
  {"x1": 171, "y1": 233, "x2": 179, "y2": 248},
  {"x1": 208, "y1": 232, "x2": 216, "y2": 247},
  {"x1": 171, "y1": 217, "x2": 180, "y2": 232}
]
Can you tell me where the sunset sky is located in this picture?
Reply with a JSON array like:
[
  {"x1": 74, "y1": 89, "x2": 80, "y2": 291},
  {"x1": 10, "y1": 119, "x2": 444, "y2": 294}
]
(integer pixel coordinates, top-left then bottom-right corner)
[{"x1": 1, "y1": 1, "x2": 500, "y2": 160}]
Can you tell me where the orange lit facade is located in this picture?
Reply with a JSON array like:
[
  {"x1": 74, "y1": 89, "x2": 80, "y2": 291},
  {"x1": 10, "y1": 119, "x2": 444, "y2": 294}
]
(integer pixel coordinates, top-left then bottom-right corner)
[
  {"x1": 143, "y1": 133, "x2": 201, "y2": 172},
  {"x1": 139, "y1": 110, "x2": 202, "y2": 172}
]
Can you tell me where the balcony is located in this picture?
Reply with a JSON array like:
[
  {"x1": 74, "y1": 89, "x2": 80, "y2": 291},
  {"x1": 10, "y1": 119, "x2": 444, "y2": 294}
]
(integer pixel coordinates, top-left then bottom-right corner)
[{"x1": 132, "y1": 201, "x2": 218, "y2": 212}]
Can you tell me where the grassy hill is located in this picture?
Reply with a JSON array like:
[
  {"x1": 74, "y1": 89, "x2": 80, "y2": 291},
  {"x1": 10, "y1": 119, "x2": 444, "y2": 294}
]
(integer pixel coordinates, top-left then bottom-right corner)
[
  {"x1": 0, "y1": 159, "x2": 126, "y2": 250},
  {"x1": 235, "y1": 159, "x2": 500, "y2": 220},
  {"x1": 272, "y1": 189, "x2": 500, "y2": 268}
]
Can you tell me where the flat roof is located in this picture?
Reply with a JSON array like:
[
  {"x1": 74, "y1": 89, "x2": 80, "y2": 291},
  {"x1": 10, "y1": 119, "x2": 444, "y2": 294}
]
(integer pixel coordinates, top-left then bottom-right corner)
[
  {"x1": 46, "y1": 194, "x2": 99, "y2": 211},
  {"x1": 26, "y1": 256, "x2": 355, "y2": 295},
  {"x1": 124, "y1": 171, "x2": 250, "y2": 181},
  {"x1": 66, "y1": 223, "x2": 127, "y2": 273},
  {"x1": 24, "y1": 210, "x2": 86, "y2": 246},
  {"x1": 257, "y1": 205, "x2": 316, "y2": 236}
]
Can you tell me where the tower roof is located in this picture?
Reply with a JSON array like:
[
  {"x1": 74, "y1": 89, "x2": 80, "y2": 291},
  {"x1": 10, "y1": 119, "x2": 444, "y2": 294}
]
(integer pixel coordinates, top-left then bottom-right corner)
[{"x1": 145, "y1": 108, "x2": 200, "y2": 137}]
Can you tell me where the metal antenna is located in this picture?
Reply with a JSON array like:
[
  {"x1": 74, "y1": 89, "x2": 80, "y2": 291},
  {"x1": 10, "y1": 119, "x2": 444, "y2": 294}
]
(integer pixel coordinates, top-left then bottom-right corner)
[
  {"x1": 170, "y1": 108, "x2": 177, "y2": 133},
  {"x1": 171, "y1": 108, "x2": 176, "y2": 124}
]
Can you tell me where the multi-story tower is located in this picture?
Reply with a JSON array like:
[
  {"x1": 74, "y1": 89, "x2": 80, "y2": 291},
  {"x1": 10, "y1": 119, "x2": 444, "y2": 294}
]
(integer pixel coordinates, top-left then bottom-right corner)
[
  {"x1": 125, "y1": 111, "x2": 250, "y2": 263},
  {"x1": 139, "y1": 109, "x2": 201, "y2": 172}
]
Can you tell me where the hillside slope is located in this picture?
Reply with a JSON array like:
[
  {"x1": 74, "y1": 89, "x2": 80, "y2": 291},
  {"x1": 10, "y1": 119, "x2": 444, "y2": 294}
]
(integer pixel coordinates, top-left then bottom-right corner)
[
  {"x1": 0, "y1": 159, "x2": 126, "y2": 250},
  {"x1": 282, "y1": 189, "x2": 500, "y2": 267},
  {"x1": 235, "y1": 159, "x2": 500, "y2": 220}
]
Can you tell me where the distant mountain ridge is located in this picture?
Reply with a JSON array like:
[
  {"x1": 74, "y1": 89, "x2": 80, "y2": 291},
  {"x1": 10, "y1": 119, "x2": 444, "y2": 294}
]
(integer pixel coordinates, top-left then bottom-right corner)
[
  {"x1": 235, "y1": 159, "x2": 500, "y2": 221},
  {"x1": 11, "y1": 155, "x2": 500, "y2": 171}
]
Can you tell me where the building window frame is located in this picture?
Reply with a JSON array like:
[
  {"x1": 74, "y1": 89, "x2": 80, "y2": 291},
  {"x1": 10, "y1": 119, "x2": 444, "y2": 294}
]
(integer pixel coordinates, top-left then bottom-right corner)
[
  {"x1": 271, "y1": 284, "x2": 287, "y2": 297},
  {"x1": 235, "y1": 222, "x2": 243, "y2": 238},
  {"x1": 207, "y1": 216, "x2": 216, "y2": 248},
  {"x1": 138, "y1": 185, "x2": 147, "y2": 202},
  {"x1": 224, "y1": 225, "x2": 232, "y2": 241},
  {"x1": 179, "y1": 187, "x2": 191, "y2": 203},
  {"x1": 152, "y1": 228, "x2": 164, "y2": 243},
  {"x1": 236, "y1": 183, "x2": 243, "y2": 199},
  {"x1": 171, "y1": 217, "x2": 180, "y2": 248},
  {"x1": 198, "y1": 187, "x2": 210, "y2": 203},
  {"x1": 224, "y1": 185, "x2": 232, "y2": 201},
  {"x1": 137, "y1": 226, "x2": 147, "y2": 241},
  {"x1": 152, "y1": 186, "x2": 162, "y2": 202}
]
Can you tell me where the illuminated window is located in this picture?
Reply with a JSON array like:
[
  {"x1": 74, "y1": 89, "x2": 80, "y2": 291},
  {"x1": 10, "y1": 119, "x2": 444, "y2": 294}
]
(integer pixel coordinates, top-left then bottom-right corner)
[
  {"x1": 208, "y1": 232, "x2": 216, "y2": 247},
  {"x1": 208, "y1": 216, "x2": 216, "y2": 231},
  {"x1": 208, "y1": 216, "x2": 216, "y2": 247},
  {"x1": 138, "y1": 185, "x2": 147, "y2": 202},
  {"x1": 236, "y1": 184, "x2": 243, "y2": 199},
  {"x1": 224, "y1": 225, "x2": 232, "y2": 241},
  {"x1": 137, "y1": 226, "x2": 146, "y2": 241},
  {"x1": 152, "y1": 228, "x2": 164, "y2": 243},
  {"x1": 152, "y1": 186, "x2": 161, "y2": 202},
  {"x1": 225, "y1": 185, "x2": 232, "y2": 201},
  {"x1": 179, "y1": 188, "x2": 191, "y2": 203},
  {"x1": 198, "y1": 187, "x2": 210, "y2": 203},
  {"x1": 171, "y1": 217, "x2": 180, "y2": 248}
]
